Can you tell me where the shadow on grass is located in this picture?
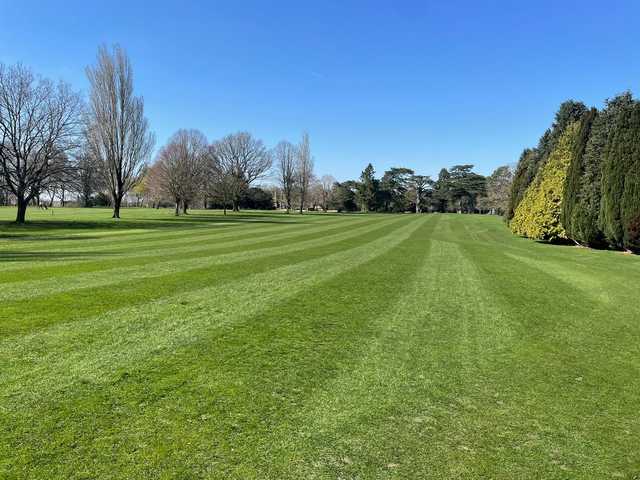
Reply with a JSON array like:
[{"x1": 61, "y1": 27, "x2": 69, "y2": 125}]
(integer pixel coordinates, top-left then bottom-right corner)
[
  {"x1": 0, "y1": 251, "x2": 118, "y2": 262},
  {"x1": 0, "y1": 212, "x2": 319, "y2": 235}
]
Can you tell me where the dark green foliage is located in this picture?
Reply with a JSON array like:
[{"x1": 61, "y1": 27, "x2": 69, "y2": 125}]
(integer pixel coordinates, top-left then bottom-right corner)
[
  {"x1": 431, "y1": 168, "x2": 451, "y2": 212},
  {"x1": 379, "y1": 167, "x2": 414, "y2": 212},
  {"x1": 239, "y1": 187, "x2": 275, "y2": 210},
  {"x1": 430, "y1": 166, "x2": 485, "y2": 213},
  {"x1": 600, "y1": 98, "x2": 640, "y2": 251},
  {"x1": 356, "y1": 163, "x2": 379, "y2": 212},
  {"x1": 447, "y1": 165, "x2": 487, "y2": 213},
  {"x1": 329, "y1": 181, "x2": 358, "y2": 212},
  {"x1": 561, "y1": 108, "x2": 597, "y2": 242}
]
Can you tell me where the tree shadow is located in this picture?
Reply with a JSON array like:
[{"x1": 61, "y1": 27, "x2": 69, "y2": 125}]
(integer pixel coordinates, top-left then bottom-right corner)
[{"x1": 0, "y1": 251, "x2": 118, "y2": 262}]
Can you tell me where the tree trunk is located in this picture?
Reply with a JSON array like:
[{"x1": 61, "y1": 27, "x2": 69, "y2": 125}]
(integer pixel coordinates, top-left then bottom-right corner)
[
  {"x1": 174, "y1": 199, "x2": 180, "y2": 216},
  {"x1": 112, "y1": 196, "x2": 122, "y2": 218},
  {"x1": 16, "y1": 196, "x2": 28, "y2": 224},
  {"x1": 182, "y1": 201, "x2": 188, "y2": 215}
]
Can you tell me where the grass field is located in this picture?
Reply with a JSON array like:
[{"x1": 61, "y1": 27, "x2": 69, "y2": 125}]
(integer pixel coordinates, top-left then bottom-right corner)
[{"x1": 0, "y1": 207, "x2": 639, "y2": 479}]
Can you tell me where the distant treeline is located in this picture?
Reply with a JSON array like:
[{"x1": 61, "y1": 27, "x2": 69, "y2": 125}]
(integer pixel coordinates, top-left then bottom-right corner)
[
  {"x1": 507, "y1": 93, "x2": 640, "y2": 252},
  {"x1": 325, "y1": 163, "x2": 512, "y2": 215}
]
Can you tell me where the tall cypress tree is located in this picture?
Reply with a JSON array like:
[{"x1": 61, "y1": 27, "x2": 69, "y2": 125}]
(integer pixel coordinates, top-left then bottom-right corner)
[
  {"x1": 620, "y1": 103, "x2": 640, "y2": 251},
  {"x1": 570, "y1": 93, "x2": 634, "y2": 247},
  {"x1": 506, "y1": 148, "x2": 538, "y2": 220},
  {"x1": 599, "y1": 96, "x2": 640, "y2": 249},
  {"x1": 562, "y1": 108, "x2": 597, "y2": 242}
]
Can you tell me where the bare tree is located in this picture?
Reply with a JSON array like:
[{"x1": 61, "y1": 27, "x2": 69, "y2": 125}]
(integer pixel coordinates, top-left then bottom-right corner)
[
  {"x1": 85, "y1": 45, "x2": 154, "y2": 219},
  {"x1": 273, "y1": 140, "x2": 297, "y2": 212},
  {"x1": 141, "y1": 161, "x2": 167, "y2": 208},
  {"x1": 296, "y1": 132, "x2": 314, "y2": 214},
  {"x1": 155, "y1": 129, "x2": 208, "y2": 215},
  {"x1": 210, "y1": 132, "x2": 272, "y2": 212},
  {"x1": 319, "y1": 174, "x2": 335, "y2": 212},
  {"x1": 0, "y1": 63, "x2": 82, "y2": 223}
]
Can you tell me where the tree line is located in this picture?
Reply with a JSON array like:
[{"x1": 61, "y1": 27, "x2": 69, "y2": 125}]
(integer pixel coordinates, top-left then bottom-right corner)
[
  {"x1": 323, "y1": 163, "x2": 512, "y2": 215},
  {"x1": 507, "y1": 93, "x2": 640, "y2": 252},
  {"x1": 0, "y1": 44, "x2": 516, "y2": 223},
  {"x1": 0, "y1": 45, "x2": 322, "y2": 221}
]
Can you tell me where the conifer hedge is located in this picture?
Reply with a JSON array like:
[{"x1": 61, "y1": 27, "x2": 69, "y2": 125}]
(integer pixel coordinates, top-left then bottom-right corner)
[{"x1": 508, "y1": 92, "x2": 640, "y2": 253}]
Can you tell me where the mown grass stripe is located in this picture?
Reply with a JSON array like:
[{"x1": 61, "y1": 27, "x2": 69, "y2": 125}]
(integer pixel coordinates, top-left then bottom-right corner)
[
  {"x1": 0, "y1": 217, "x2": 427, "y2": 403},
  {"x1": 0, "y1": 216, "x2": 412, "y2": 335},
  {"x1": 0, "y1": 216, "x2": 376, "y2": 286},
  {"x1": 0, "y1": 216, "x2": 431, "y2": 479}
]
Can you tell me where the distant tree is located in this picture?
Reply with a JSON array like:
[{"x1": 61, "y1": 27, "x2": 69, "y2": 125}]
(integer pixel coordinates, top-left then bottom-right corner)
[
  {"x1": 85, "y1": 45, "x2": 155, "y2": 219},
  {"x1": 483, "y1": 165, "x2": 514, "y2": 215},
  {"x1": 74, "y1": 146, "x2": 103, "y2": 207},
  {"x1": 239, "y1": 186, "x2": 275, "y2": 210},
  {"x1": 274, "y1": 140, "x2": 297, "y2": 212},
  {"x1": 143, "y1": 161, "x2": 166, "y2": 208},
  {"x1": 432, "y1": 168, "x2": 451, "y2": 212},
  {"x1": 210, "y1": 132, "x2": 272, "y2": 212},
  {"x1": 379, "y1": 167, "x2": 414, "y2": 212},
  {"x1": 356, "y1": 163, "x2": 378, "y2": 212},
  {"x1": 319, "y1": 175, "x2": 335, "y2": 211},
  {"x1": 511, "y1": 121, "x2": 580, "y2": 241},
  {"x1": 329, "y1": 181, "x2": 358, "y2": 212},
  {"x1": 447, "y1": 164, "x2": 486, "y2": 213},
  {"x1": 410, "y1": 175, "x2": 432, "y2": 213},
  {"x1": 155, "y1": 129, "x2": 208, "y2": 215},
  {"x1": 296, "y1": 132, "x2": 314, "y2": 213},
  {"x1": 0, "y1": 63, "x2": 82, "y2": 223}
]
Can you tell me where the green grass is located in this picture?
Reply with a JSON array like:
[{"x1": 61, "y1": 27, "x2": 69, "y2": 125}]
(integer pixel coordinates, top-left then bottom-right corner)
[{"x1": 1, "y1": 207, "x2": 639, "y2": 479}]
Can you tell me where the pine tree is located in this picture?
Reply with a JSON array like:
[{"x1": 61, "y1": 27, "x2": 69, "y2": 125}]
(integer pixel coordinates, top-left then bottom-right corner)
[
  {"x1": 357, "y1": 163, "x2": 378, "y2": 212},
  {"x1": 511, "y1": 122, "x2": 580, "y2": 241}
]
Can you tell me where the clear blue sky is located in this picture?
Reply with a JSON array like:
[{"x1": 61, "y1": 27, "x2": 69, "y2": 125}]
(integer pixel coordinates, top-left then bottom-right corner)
[{"x1": 2, "y1": 0, "x2": 640, "y2": 181}]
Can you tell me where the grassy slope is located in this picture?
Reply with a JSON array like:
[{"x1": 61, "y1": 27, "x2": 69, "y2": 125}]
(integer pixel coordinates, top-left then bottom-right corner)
[{"x1": 0, "y1": 208, "x2": 639, "y2": 479}]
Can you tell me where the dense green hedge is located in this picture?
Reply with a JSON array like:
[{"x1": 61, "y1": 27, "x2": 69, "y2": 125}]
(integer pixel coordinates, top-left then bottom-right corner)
[
  {"x1": 508, "y1": 92, "x2": 640, "y2": 253},
  {"x1": 511, "y1": 122, "x2": 579, "y2": 241}
]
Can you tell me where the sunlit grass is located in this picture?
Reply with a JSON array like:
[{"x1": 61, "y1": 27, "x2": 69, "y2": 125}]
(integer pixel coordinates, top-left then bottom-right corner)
[{"x1": 0, "y1": 207, "x2": 639, "y2": 479}]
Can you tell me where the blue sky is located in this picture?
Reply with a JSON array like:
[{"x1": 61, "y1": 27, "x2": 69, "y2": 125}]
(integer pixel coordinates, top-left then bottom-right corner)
[{"x1": 2, "y1": 0, "x2": 640, "y2": 181}]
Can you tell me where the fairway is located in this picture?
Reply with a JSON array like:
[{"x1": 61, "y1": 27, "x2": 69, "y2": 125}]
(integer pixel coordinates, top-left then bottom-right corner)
[{"x1": 1, "y1": 208, "x2": 639, "y2": 479}]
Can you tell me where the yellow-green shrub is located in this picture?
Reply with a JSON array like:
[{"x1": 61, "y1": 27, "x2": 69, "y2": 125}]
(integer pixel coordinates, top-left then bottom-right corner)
[{"x1": 510, "y1": 122, "x2": 580, "y2": 241}]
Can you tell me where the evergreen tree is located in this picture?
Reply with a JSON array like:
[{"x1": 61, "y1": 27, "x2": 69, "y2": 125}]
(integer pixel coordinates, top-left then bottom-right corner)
[
  {"x1": 356, "y1": 163, "x2": 378, "y2": 212},
  {"x1": 379, "y1": 167, "x2": 414, "y2": 212},
  {"x1": 507, "y1": 149, "x2": 538, "y2": 219},
  {"x1": 432, "y1": 168, "x2": 451, "y2": 212},
  {"x1": 600, "y1": 97, "x2": 640, "y2": 251},
  {"x1": 511, "y1": 122, "x2": 580, "y2": 241},
  {"x1": 506, "y1": 100, "x2": 586, "y2": 220},
  {"x1": 561, "y1": 108, "x2": 597, "y2": 242}
]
